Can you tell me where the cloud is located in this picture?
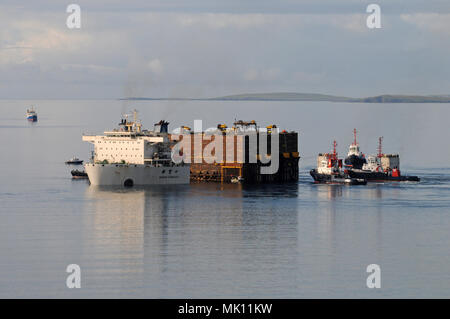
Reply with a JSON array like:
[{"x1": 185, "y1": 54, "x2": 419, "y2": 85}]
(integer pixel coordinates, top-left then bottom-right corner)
[
  {"x1": 1, "y1": 6, "x2": 450, "y2": 98},
  {"x1": 401, "y1": 13, "x2": 450, "y2": 36},
  {"x1": 177, "y1": 13, "x2": 272, "y2": 29},
  {"x1": 61, "y1": 63, "x2": 120, "y2": 73},
  {"x1": 147, "y1": 59, "x2": 164, "y2": 74},
  {"x1": 244, "y1": 68, "x2": 281, "y2": 81},
  {"x1": 174, "y1": 12, "x2": 374, "y2": 32},
  {"x1": 291, "y1": 71, "x2": 325, "y2": 84},
  {"x1": 2, "y1": 0, "x2": 450, "y2": 14},
  {"x1": 0, "y1": 13, "x2": 91, "y2": 67},
  {"x1": 329, "y1": 14, "x2": 367, "y2": 33}
]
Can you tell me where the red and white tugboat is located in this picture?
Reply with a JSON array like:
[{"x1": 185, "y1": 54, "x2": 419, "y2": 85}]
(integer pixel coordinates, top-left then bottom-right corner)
[
  {"x1": 344, "y1": 128, "x2": 366, "y2": 169},
  {"x1": 346, "y1": 137, "x2": 420, "y2": 182},
  {"x1": 310, "y1": 140, "x2": 367, "y2": 185}
]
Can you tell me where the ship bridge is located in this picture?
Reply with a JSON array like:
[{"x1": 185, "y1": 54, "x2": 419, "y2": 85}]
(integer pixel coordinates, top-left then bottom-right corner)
[{"x1": 82, "y1": 110, "x2": 172, "y2": 165}]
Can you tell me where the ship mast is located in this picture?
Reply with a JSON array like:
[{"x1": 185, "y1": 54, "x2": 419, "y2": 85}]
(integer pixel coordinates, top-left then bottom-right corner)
[
  {"x1": 377, "y1": 136, "x2": 384, "y2": 158},
  {"x1": 353, "y1": 128, "x2": 358, "y2": 145},
  {"x1": 332, "y1": 140, "x2": 338, "y2": 160}
]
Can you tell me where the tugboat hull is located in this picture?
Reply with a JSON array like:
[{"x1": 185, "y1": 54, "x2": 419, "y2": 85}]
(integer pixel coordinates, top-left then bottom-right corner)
[
  {"x1": 310, "y1": 169, "x2": 367, "y2": 185},
  {"x1": 347, "y1": 170, "x2": 420, "y2": 182},
  {"x1": 71, "y1": 169, "x2": 88, "y2": 179},
  {"x1": 344, "y1": 155, "x2": 366, "y2": 169}
]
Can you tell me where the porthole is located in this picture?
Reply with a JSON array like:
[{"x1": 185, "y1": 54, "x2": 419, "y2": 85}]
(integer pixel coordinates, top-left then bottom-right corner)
[{"x1": 124, "y1": 179, "x2": 134, "y2": 187}]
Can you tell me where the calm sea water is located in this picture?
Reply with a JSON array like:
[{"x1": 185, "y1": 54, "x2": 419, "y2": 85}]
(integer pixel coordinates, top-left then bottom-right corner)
[{"x1": 0, "y1": 100, "x2": 449, "y2": 298}]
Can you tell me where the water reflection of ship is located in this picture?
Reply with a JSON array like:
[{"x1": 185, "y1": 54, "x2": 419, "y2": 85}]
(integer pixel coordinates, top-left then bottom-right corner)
[
  {"x1": 83, "y1": 183, "x2": 299, "y2": 289},
  {"x1": 84, "y1": 187, "x2": 146, "y2": 252},
  {"x1": 83, "y1": 187, "x2": 147, "y2": 286},
  {"x1": 367, "y1": 185, "x2": 383, "y2": 199},
  {"x1": 312, "y1": 183, "x2": 383, "y2": 262},
  {"x1": 314, "y1": 183, "x2": 383, "y2": 201},
  {"x1": 315, "y1": 185, "x2": 344, "y2": 200},
  {"x1": 83, "y1": 185, "x2": 246, "y2": 271}
]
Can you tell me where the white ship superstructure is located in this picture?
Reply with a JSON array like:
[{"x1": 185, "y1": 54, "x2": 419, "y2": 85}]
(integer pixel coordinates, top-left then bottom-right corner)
[
  {"x1": 361, "y1": 155, "x2": 381, "y2": 172},
  {"x1": 346, "y1": 129, "x2": 362, "y2": 157},
  {"x1": 82, "y1": 111, "x2": 190, "y2": 186},
  {"x1": 316, "y1": 140, "x2": 343, "y2": 175}
]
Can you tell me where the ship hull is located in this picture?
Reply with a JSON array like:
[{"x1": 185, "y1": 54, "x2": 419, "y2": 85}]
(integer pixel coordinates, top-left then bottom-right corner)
[
  {"x1": 71, "y1": 169, "x2": 88, "y2": 179},
  {"x1": 347, "y1": 170, "x2": 420, "y2": 182},
  {"x1": 66, "y1": 160, "x2": 83, "y2": 165},
  {"x1": 310, "y1": 169, "x2": 366, "y2": 185},
  {"x1": 84, "y1": 163, "x2": 190, "y2": 186},
  {"x1": 27, "y1": 115, "x2": 37, "y2": 122},
  {"x1": 344, "y1": 155, "x2": 366, "y2": 169}
]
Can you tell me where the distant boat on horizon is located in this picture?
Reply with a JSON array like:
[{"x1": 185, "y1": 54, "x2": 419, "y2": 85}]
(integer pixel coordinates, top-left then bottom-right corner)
[
  {"x1": 26, "y1": 106, "x2": 38, "y2": 122},
  {"x1": 65, "y1": 157, "x2": 83, "y2": 165}
]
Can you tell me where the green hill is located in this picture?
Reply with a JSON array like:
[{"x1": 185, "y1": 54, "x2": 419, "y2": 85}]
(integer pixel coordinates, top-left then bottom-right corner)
[
  {"x1": 210, "y1": 92, "x2": 352, "y2": 102},
  {"x1": 122, "y1": 92, "x2": 450, "y2": 103},
  {"x1": 354, "y1": 94, "x2": 450, "y2": 103}
]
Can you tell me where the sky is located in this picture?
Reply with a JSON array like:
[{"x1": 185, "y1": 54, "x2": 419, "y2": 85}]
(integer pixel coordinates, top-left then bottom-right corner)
[{"x1": 0, "y1": 0, "x2": 450, "y2": 99}]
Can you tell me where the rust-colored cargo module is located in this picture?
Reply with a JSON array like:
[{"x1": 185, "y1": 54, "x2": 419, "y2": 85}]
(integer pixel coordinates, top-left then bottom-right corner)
[{"x1": 170, "y1": 120, "x2": 299, "y2": 183}]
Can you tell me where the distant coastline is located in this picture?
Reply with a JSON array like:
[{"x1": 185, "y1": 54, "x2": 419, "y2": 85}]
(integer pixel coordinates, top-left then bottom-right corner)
[{"x1": 121, "y1": 92, "x2": 450, "y2": 103}]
